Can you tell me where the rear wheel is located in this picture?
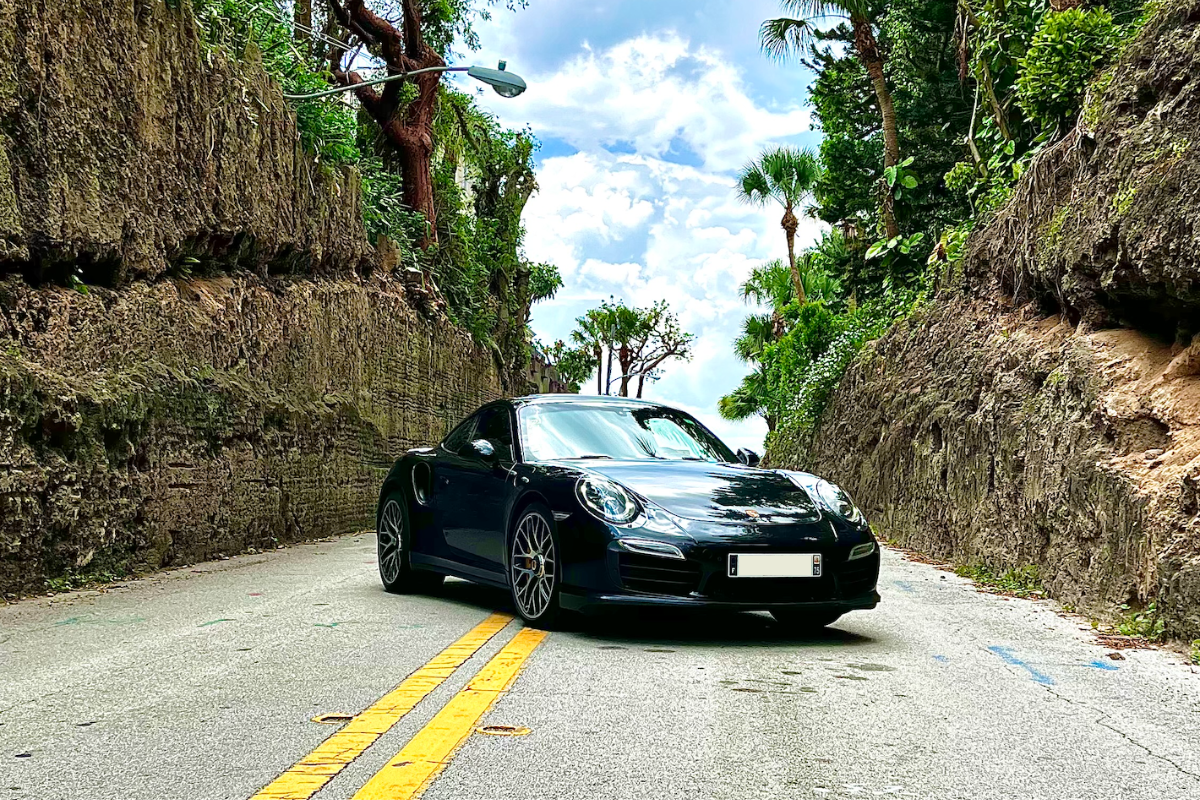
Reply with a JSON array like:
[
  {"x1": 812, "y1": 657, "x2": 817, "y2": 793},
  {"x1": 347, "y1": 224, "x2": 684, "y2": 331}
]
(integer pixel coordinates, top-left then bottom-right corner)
[
  {"x1": 770, "y1": 608, "x2": 842, "y2": 632},
  {"x1": 509, "y1": 504, "x2": 562, "y2": 628},
  {"x1": 377, "y1": 496, "x2": 444, "y2": 594}
]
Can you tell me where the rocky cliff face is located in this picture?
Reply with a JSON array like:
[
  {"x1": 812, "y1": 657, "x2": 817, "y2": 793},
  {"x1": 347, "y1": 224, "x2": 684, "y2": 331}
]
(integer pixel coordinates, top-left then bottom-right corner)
[
  {"x1": 970, "y1": 0, "x2": 1200, "y2": 336},
  {"x1": 0, "y1": 0, "x2": 502, "y2": 594},
  {"x1": 774, "y1": 297, "x2": 1200, "y2": 637},
  {"x1": 0, "y1": 0, "x2": 372, "y2": 282},
  {"x1": 772, "y1": 0, "x2": 1200, "y2": 639}
]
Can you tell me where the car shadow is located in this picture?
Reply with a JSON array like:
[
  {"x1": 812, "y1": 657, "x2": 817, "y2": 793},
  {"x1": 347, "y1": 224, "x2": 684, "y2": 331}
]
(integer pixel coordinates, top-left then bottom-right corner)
[{"x1": 429, "y1": 578, "x2": 876, "y2": 649}]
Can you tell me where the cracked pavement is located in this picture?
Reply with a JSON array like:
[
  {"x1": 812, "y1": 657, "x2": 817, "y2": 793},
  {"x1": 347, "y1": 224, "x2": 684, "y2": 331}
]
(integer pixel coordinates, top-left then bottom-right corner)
[{"x1": 1, "y1": 538, "x2": 1198, "y2": 799}]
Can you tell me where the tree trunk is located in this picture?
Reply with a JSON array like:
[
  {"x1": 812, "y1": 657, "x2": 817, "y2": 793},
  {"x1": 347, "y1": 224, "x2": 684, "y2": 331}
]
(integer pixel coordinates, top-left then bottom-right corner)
[
  {"x1": 781, "y1": 205, "x2": 807, "y2": 304},
  {"x1": 978, "y1": 58, "x2": 1011, "y2": 141},
  {"x1": 328, "y1": 0, "x2": 444, "y2": 248},
  {"x1": 853, "y1": 18, "x2": 900, "y2": 241},
  {"x1": 594, "y1": 346, "x2": 603, "y2": 395},
  {"x1": 391, "y1": 122, "x2": 438, "y2": 248},
  {"x1": 637, "y1": 374, "x2": 646, "y2": 398},
  {"x1": 604, "y1": 347, "x2": 613, "y2": 396},
  {"x1": 295, "y1": 0, "x2": 312, "y2": 48}
]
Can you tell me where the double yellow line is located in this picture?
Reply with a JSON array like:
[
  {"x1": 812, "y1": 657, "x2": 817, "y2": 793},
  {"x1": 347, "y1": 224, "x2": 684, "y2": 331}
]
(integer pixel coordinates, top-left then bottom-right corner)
[{"x1": 251, "y1": 613, "x2": 546, "y2": 800}]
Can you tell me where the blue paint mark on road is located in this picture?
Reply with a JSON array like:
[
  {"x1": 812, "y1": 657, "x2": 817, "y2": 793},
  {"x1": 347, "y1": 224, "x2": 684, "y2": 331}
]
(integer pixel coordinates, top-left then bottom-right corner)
[
  {"x1": 894, "y1": 581, "x2": 916, "y2": 593},
  {"x1": 1088, "y1": 660, "x2": 1120, "y2": 671},
  {"x1": 933, "y1": 655, "x2": 950, "y2": 664},
  {"x1": 988, "y1": 645, "x2": 1056, "y2": 686}
]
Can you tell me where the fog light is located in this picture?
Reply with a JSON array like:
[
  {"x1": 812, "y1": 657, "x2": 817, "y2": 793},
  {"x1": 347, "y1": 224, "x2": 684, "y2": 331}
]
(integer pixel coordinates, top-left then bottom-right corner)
[
  {"x1": 619, "y1": 538, "x2": 685, "y2": 560},
  {"x1": 848, "y1": 541, "x2": 877, "y2": 561}
]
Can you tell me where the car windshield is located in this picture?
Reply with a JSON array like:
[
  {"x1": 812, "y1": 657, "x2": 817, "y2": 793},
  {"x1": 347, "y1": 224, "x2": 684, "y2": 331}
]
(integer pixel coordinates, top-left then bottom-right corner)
[{"x1": 518, "y1": 402, "x2": 737, "y2": 463}]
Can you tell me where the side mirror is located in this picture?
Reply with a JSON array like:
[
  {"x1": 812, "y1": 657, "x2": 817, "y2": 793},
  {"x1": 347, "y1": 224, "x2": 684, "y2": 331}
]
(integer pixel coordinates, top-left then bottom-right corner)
[
  {"x1": 736, "y1": 448, "x2": 761, "y2": 467},
  {"x1": 467, "y1": 438, "x2": 499, "y2": 466}
]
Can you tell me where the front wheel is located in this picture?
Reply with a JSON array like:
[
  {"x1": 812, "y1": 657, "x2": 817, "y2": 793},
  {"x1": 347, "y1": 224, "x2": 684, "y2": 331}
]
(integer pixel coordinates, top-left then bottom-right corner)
[
  {"x1": 377, "y1": 496, "x2": 444, "y2": 594},
  {"x1": 770, "y1": 608, "x2": 842, "y2": 632},
  {"x1": 508, "y1": 504, "x2": 563, "y2": 628}
]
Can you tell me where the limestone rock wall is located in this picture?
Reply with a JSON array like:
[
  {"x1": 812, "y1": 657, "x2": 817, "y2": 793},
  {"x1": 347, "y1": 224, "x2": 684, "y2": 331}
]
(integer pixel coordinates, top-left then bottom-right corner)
[
  {"x1": 771, "y1": 1, "x2": 1200, "y2": 638},
  {"x1": 969, "y1": 0, "x2": 1200, "y2": 335},
  {"x1": 0, "y1": 275, "x2": 501, "y2": 594},
  {"x1": 0, "y1": 0, "x2": 372, "y2": 281},
  {"x1": 772, "y1": 298, "x2": 1200, "y2": 638},
  {"x1": 0, "y1": 0, "x2": 503, "y2": 594}
]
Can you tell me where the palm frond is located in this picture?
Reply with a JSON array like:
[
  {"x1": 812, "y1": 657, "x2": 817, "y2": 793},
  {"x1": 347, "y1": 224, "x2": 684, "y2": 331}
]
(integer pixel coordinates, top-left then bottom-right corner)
[
  {"x1": 719, "y1": 371, "x2": 770, "y2": 422},
  {"x1": 761, "y1": 147, "x2": 820, "y2": 207},
  {"x1": 759, "y1": 17, "x2": 815, "y2": 61},
  {"x1": 736, "y1": 163, "x2": 773, "y2": 207},
  {"x1": 740, "y1": 259, "x2": 794, "y2": 309}
]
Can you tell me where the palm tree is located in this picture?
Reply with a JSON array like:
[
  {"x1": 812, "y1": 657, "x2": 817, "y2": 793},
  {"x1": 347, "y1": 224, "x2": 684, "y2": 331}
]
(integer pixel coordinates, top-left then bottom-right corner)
[
  {"x1": 570, "y1": 312, "x2": 607, "y2": 395},
  {"x1": 761, "y1": 0, "x2": 901, "y2": 240},
  {"x1": 796, "y1": 252, "x2": 843, "y2": 304},
  {"x1": 719, "y1": 370, "x2": 777, "y2": 431},
  {"x1": 736, "y1": 147, "x2": 820, "y2": 304}
]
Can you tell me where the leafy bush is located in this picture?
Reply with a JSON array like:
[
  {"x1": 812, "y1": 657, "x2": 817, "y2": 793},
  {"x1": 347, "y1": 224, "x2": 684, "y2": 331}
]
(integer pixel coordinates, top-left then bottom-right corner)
[
  {"x1": 192, "y1": 0, "x2": 359, "y2": 165},
  {"x1": 1117, "y1": 602, "x2": 1166, "y2": 640},
  {"x1": 360, "y1": 157, "x2": 425, "y2": 254},
  {"x1": 1016, "y1": 9, "x2": 1122, "y2": 133},
  {"x1": 955, "y1": 564, "x2": 1044, "y2": 597},
  {"x1": 769, "y1": 299, "x2": 904, "y2": 437}
]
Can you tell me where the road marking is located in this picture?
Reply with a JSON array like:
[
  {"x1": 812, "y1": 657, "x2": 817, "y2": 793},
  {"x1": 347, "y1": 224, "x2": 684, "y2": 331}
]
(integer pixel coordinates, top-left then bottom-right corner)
[
  {"x1": 353, "y1": 626, "x2": 548, "y2": 800},
  {"x1": 988, "y1": 645, "x2": 1056, "y2": 686},
  {"x1": 249, "y1": 613, "x2": 512, "y2": 800}
]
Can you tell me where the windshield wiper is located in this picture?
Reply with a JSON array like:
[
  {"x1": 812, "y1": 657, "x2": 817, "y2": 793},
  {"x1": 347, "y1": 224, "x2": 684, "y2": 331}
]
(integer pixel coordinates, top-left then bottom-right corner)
[{"x1": 573, "y1": 454, "x2": 614, "y2": 460}]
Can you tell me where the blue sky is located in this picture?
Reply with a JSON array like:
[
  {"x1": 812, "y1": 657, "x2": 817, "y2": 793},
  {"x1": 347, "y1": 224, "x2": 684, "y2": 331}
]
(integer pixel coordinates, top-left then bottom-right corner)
[{"x1": 456, "y1": 0, "x2": 825, "y2": 452}]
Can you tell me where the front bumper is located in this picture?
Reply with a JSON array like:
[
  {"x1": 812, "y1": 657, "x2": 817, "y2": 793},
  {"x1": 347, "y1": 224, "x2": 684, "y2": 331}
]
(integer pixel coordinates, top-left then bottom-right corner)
[
  {"x1": 558, "y1": 532, "x2": 882, "y2": 615},
  {"x1": 561, "y1": 587, "x2": 880, "y2": 615}
]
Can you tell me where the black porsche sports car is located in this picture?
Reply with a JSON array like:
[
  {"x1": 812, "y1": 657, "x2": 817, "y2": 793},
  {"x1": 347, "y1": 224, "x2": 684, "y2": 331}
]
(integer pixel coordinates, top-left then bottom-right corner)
[{"x1": 375, "y1": 395, "x2": 880, "y2": 629}]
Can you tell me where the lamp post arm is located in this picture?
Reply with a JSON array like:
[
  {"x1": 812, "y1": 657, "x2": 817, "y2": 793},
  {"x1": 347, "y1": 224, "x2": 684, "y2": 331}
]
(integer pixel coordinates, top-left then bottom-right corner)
[{"x1": 283, "y1": 66, "x2": 468, "y2": 101}]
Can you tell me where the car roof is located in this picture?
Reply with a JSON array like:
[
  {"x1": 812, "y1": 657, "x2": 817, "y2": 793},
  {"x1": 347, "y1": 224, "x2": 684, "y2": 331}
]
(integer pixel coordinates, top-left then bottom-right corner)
[{"x1": 512, "y1": 394, "x2": 667, "y2": 409}]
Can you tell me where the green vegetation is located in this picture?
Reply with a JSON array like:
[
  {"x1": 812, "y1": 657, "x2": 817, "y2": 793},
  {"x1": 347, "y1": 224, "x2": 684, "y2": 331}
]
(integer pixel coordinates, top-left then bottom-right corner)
[
  {"x1": 954, "y1": 564, "x2": 1045, "y2": 598},
  {"x1": 188, "y1": 0, "x2": 557, "y2": 377},
  {"x1": 735, "y1": 0, "x2": 1148, "y2": 450},
  {"x1": 1016, "y1": 8, "x2": 1122, "y2": 134},
  {"x1": 736, "y1": 147, "x2": 821, "y2": 302},
  {"x1": 45, "y1": 565, "x2": 130, "y2": 594},
  {"x1": 1191, "y1": 640, "x2": 1200, "y2": 665},
  {"x1": 549, "y1": 300, "x2": 694, "y2": 398},
  {"x1": 1117, "y1": 602, "x2": 1166, "y2": 640}
]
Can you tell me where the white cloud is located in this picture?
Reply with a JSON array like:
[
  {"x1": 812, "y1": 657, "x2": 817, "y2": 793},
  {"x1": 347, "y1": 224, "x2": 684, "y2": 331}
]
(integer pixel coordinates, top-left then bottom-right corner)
[
  {"x1": 472, "y1": 31, "x2": 826, "y2": 451},
  {"x1": 484, "y1": 33, "x2": 811, "y2": 173}
]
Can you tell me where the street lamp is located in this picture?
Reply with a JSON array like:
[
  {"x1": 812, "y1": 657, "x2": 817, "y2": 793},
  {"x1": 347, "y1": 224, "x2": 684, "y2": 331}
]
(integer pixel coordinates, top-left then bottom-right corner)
[{"x1": 282, "y1": 60, "x2": 527, "y2": 101}]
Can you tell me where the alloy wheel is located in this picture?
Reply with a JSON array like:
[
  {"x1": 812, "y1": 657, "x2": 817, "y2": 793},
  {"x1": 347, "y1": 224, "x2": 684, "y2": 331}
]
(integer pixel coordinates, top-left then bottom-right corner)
[
  {"x1": 510, "y1": 511, "x2": 556, "y2": 620},
  {"x1": 378, "y1": 499, "x2": 403, "y2": 585}
]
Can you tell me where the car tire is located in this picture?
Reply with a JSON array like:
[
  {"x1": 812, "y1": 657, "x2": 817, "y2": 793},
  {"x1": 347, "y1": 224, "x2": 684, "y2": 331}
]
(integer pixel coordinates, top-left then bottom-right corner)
[
  {"x1": 770, "y1": 608, "x2": 842, "y2": 631},
  {"x1": 377, "y1": 494, "x2": 444, "y2": 595},
  {"x1": 508, "y1": 504, "x2": 563, "y2": 629}
]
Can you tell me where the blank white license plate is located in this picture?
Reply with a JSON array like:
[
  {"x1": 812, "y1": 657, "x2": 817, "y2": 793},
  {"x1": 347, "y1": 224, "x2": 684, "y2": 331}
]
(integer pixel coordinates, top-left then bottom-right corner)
[{"x1": 728, "y1": 553, "x2": 821, "y2": 578}]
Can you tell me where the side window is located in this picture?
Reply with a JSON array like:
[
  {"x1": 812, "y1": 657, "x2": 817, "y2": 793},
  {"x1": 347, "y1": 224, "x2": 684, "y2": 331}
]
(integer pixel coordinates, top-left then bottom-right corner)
[
  {"x1": 441, "y1": 415, "x2": 478, "y2": 455},
  {"x1": 475, "y1": 407, "x2": 515, "y2": 464}
]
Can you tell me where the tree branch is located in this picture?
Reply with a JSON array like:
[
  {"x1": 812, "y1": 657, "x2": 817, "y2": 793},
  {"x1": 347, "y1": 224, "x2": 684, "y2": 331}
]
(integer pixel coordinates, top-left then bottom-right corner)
[
  {"x1": 327, "y1": 0, "x2": 377, "y2": 48},
  {"x1": 399, "y1": 0, "x2": 426, "y2": 60}
]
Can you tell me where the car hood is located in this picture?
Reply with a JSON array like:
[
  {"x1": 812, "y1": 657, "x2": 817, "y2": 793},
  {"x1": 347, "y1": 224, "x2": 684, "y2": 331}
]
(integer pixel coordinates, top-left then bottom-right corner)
[{"x1": 575, "y1": 460, "x2": 822, "y2": 524}]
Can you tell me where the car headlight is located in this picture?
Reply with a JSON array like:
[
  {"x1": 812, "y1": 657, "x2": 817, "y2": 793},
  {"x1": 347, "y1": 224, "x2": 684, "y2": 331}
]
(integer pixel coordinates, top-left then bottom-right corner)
[
  {"x1": 576, "y1": 476, "x2": 641, "y2": 525},
  {"x1": 848, "y1": 541, "x2": 877, "y2": 560},
  {"x1": 785, "y1": 474, "x2": 867, "y2": 528}
]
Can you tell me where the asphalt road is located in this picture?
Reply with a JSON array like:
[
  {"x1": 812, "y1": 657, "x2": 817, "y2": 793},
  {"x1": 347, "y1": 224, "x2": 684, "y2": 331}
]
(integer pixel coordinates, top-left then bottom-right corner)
[{"x1": 2, "y1": 535, "x2": 1199, "y2": 800}]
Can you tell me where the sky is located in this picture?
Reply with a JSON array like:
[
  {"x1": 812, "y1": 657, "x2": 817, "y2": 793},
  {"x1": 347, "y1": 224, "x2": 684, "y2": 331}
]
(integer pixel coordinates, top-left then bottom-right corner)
[{"x1": 452, "y1": 0, "x2": 825, "y2": 453}]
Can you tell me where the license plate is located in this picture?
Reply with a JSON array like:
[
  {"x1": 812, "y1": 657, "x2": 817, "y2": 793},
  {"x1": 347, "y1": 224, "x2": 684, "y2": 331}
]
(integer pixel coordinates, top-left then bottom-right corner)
[{"x1": 728, "y1": 553, "x2": 821, "y2": 578}]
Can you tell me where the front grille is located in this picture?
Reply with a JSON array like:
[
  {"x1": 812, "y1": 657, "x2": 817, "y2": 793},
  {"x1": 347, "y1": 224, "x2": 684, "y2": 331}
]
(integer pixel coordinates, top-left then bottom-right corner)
[
  {"x1": 703, "y1": 574, "x2": 837, "y2": 603},
  {"x1": 618, "y1": 552, "x2": 702, "y2": 597},
  {"x1": 836, "y1": 558, "x2": 878, "y2": 599}
]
